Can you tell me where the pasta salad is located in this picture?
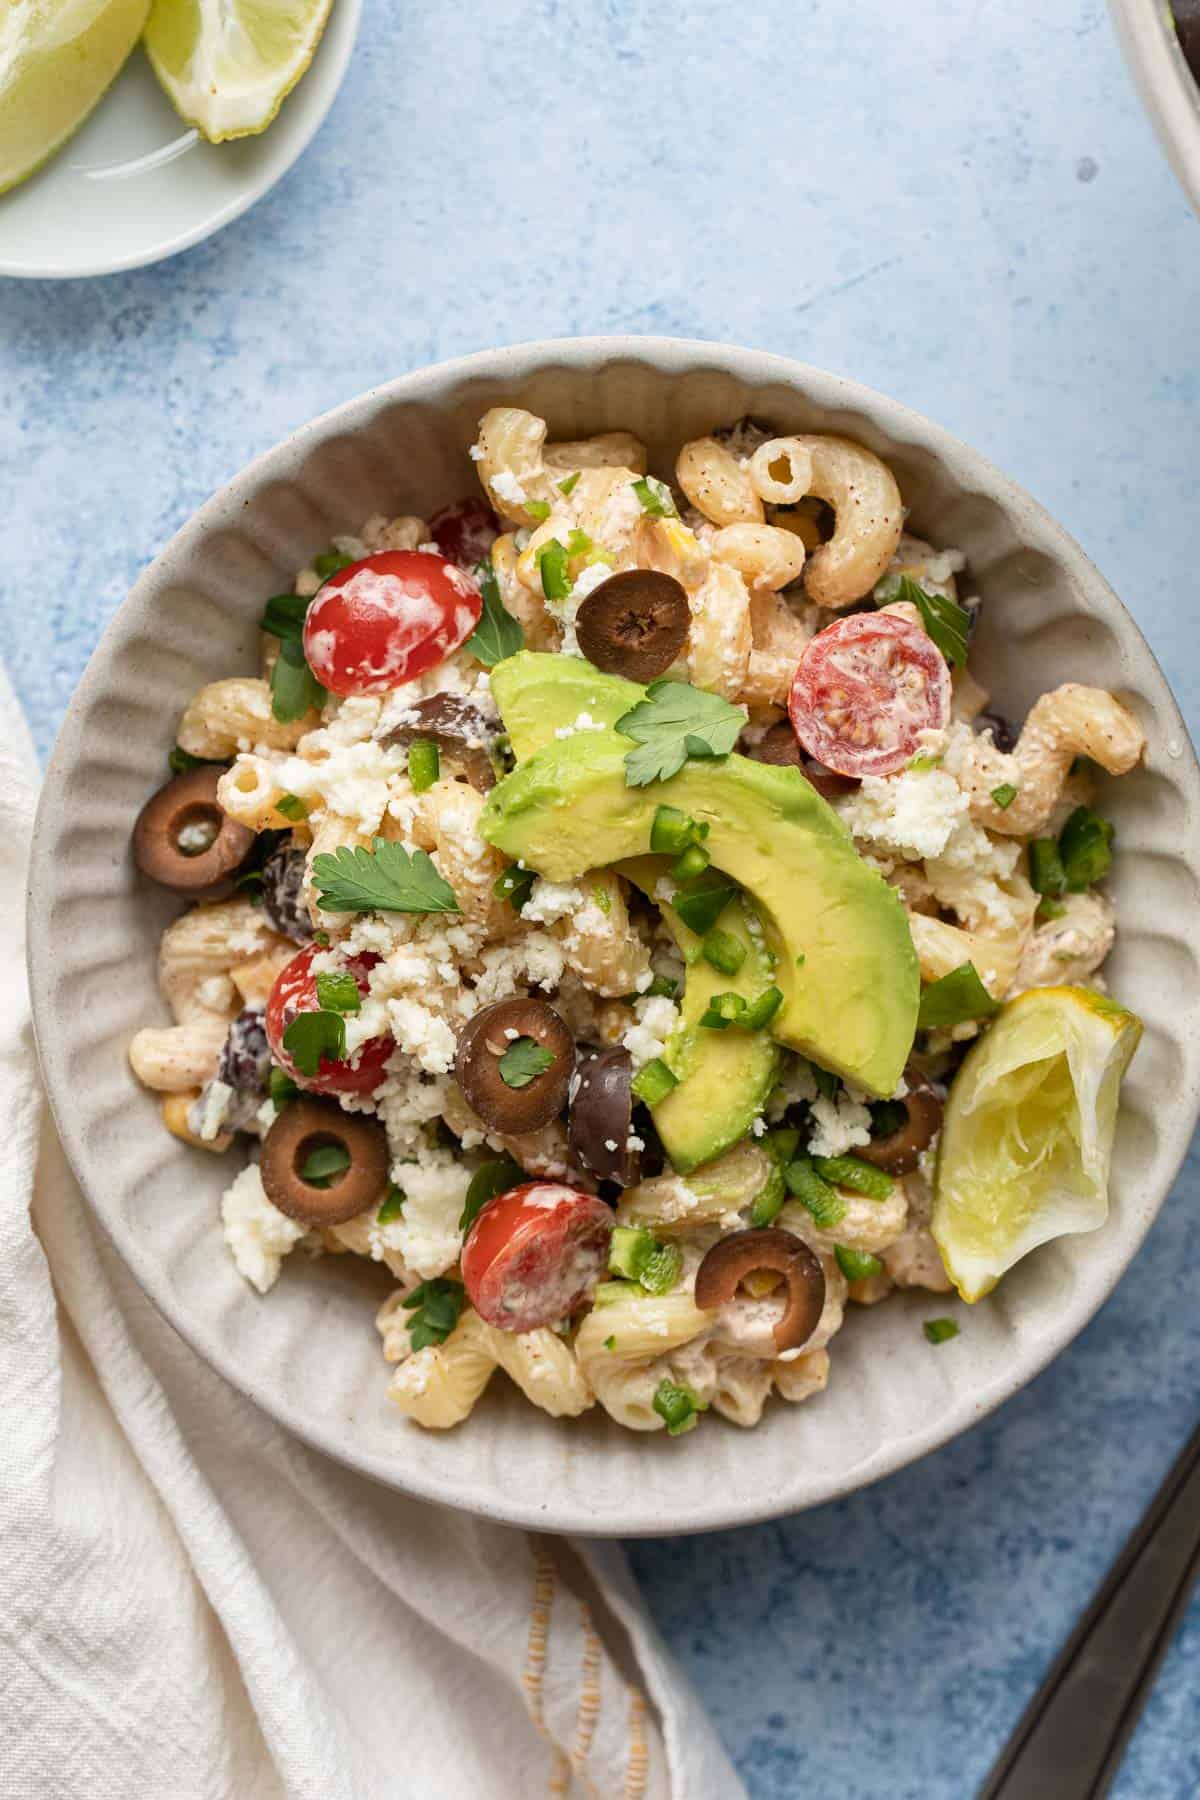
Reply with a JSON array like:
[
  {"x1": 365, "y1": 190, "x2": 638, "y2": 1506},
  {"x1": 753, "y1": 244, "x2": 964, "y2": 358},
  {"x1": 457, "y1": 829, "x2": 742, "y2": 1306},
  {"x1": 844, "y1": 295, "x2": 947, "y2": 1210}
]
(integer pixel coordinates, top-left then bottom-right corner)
[{"x1": 128, "y1": 407, "x2": 1146, "y2": 1435}]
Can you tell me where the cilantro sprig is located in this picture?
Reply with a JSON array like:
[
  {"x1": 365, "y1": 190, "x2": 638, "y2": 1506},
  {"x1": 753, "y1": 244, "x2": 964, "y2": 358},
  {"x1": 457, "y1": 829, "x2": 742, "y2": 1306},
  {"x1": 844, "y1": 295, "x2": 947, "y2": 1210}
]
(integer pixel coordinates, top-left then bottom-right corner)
[
  {"x1": 465, "y1": 554, "x2": 523, "y2": 668},
  {"x1": 312, "y1": 837, "x2": 460, "y2": 915},
  {"x1": 259, "y1": 589, "x2": 327, "y2": 723},
  {"x1": 403, "y1": 1278, "x2": 466, "y2": 1351},
  {"x1": 498, "y1": 1037, "x2": 555, "y2": 1089},
  {"x1": 282, "y1": 1010, "x2": 346, "y2": 1077},
  {"x1": 615, "y1": 680, "x2": 746, "y2": 788},
  {"x1": 886, "y1": 574, "x2": 970, "y2": 670},
  {"x1": 917, "y1": 962, "x2": 1000, "y2": 1031}
]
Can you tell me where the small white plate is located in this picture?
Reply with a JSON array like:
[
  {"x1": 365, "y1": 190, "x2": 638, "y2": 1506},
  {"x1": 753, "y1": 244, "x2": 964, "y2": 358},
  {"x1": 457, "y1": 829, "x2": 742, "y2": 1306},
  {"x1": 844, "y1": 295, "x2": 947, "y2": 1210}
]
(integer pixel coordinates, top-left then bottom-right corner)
[{"x1": 0, "y1": 0, "x2": 361, "y2": 281}]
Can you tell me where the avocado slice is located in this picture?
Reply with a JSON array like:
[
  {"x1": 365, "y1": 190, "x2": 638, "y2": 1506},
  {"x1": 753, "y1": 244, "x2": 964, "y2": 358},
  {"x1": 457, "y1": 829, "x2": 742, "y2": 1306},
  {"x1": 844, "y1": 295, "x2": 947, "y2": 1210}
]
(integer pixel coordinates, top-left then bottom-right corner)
[
  {"x1": 620, "y1": 856, "x2": 780, "y2": 1171},
  {"x1": 491, "y1": 652, "x2": 642, "y2": 762},
  {"x1": 479, "y1": 731, "x2": 919, "y2": 1097}
]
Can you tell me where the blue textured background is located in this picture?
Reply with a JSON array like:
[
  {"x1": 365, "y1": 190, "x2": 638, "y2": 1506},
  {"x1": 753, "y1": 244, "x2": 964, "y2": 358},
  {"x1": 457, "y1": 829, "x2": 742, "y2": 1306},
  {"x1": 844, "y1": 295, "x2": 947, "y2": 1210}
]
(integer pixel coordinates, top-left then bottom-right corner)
[{"x1": 3, "y1": 3, "x2": 1198, "y2": 1795}]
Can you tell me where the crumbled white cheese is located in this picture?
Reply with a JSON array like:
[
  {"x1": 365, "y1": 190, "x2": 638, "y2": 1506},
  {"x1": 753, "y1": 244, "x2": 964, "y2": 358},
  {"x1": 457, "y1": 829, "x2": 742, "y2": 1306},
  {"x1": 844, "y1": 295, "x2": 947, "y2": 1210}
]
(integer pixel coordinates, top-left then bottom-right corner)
[
  {"x1": 622, "y1": 994, "x2": 681, "y2": 1067},
  {"x1": 268, "y1": 738, "x2": 407, "y2": 834},
  {"x1": 767, "y1": 1055, "x2": 819, "y2": 1121},
  {"x1": 221, "y1": 1164, "x2": 306, "y2": 1295},
  {"x1": 190, "y1": 1079, "x2": 233, "y2": 1143},
  {"x1": 553, "y1": 710, "x2": 607, "y2": 740},
  {"x1": 808, "y1": 1090, "x2": 873, "y2": 1158},
  {"x1": 490, "y1": 470, "x2": 528, "y2": 507},
  {"x1": 521, "y1": 878, "x2": 586, "y2": 926},
  {"x1": 836, "y1": 766, "x2": 969, "y2": 862},
  {"x1": 388, "y1": 1149, "x2": 472, "y2": 1279}
]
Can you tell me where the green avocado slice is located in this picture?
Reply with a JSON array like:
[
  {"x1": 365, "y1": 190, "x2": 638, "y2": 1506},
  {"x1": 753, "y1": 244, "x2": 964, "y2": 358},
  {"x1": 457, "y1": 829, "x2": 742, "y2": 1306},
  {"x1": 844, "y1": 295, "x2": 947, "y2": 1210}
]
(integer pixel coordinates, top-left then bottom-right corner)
[
  {"x1": 479, "y1": 730, "x2": 919, "y2": 1097},
  {"x1": 620, "y1": 856, "x2": 780, "y2": 1171},
  {"x1": 491, "y1": 652, "x2": 641, "y2": 761}
]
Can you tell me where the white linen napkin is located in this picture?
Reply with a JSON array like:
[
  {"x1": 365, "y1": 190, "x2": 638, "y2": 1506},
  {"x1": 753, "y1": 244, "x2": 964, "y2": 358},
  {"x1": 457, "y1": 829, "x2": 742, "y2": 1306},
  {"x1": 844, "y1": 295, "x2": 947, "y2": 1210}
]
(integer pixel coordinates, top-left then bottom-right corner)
[{"x1": 0, "y1": 668, "x2": 744, "y2": 1800}]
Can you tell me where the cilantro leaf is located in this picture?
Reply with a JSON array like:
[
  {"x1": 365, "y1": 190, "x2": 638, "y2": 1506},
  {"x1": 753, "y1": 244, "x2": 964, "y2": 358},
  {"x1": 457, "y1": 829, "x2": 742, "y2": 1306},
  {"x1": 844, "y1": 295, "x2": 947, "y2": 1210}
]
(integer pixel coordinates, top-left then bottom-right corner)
[
  {"x1": 459, "y1": 1153, "x2": 524, "y2": 1233},
  {"x1": 615, "y1": 680, "x2": 746, "y2": 787},
  {"x1": 271, "y1": 636, "x2": 326, "y2": 723},
  {"x1": 465, "y1": 555, "x2": 523, "y2": 668},
  {"x1": 282, "y1": 1010, "x2": 346, "y2": 1077},
  {"x1": 403, "y1": 1278, "x2": 466, "y2": 1350},
  {"x1": 300, "y1": 1143, "x2": 351, "y2": 1188},
  {"x1": 892, "y1": 574, "x2": 970, "y2": 670},
  {"x1": 377, "y1": 1183, "x2": 406, "y2": 1224},
  {"x1": 498, "y1": 1036, "x2": 555, "y2": 1089},
  {"x1": 312, "y1": 837, "x2": 460, "y2": 915},
  {"x1": 260, "y1": 592, "x2": 310, "y2": 641},
  {"x1": 169, "y1": 745, "x2": 224, "y2": 776}
]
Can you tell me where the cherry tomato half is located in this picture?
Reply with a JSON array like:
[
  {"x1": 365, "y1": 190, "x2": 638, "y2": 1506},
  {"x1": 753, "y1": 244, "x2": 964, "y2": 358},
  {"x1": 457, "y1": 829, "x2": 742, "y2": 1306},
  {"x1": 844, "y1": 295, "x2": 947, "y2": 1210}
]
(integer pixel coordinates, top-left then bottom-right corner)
[
  {"x1": 787, "y1": 611, "x2": 951, "y2": 778},
  {"x1": 265, "y1": 944, "x2": 393, "y2": 1095},
  {"x1": 429, "y1": 497, "x2": 499, "y2": 573},
  {"x1": 462, "y1": 1182, "x2": 614, "y2": 1333},
  {"x1": 302, "y1": 550, "x2": 482, "y2": 697}
]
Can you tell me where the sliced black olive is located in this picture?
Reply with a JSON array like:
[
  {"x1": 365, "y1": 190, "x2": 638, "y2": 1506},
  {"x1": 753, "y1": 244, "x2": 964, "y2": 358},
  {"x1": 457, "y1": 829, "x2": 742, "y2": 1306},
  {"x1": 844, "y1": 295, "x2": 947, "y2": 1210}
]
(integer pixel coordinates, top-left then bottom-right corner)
[
  {"x1": 978, "y1": 710, "x2": 1019, "y2": 755},
  {"x1": 857, "y1": 1066, "x2": 944, "y2": 1176},
  {"x1": 455, "y1": 998, "x2": 575, "y2": 1134},
  {"x1": 260, "y1": 1096, "x2": 389, "y2": 1227},
  {"x1": 575, "y1": 571, "x2": 689, "y2": 683},
  {"x1": 569, "y1": 1046, "x2": 641, "y2": 1187},
  {"x1": 712, "y1": 416, "x2": 776, "y2": 456},
  {"x1": 260, "y1": 840, "x2": 315, "y2": 943},
  {"x1": 133, "y1": 765, "x2": 256, "y2": 898},
  {"x1": 380, "y1": 693, "x2": 502, "y2": 792},
  {"x1": 749, "y1": 724, "x2": 860, "y2": 799},
  {"x1": 694, "y1": 1227, "x2": 826, "y2": 1353},
  {"x1": 1176, "y1": 0, "x2": 1200, "y2": 80}
]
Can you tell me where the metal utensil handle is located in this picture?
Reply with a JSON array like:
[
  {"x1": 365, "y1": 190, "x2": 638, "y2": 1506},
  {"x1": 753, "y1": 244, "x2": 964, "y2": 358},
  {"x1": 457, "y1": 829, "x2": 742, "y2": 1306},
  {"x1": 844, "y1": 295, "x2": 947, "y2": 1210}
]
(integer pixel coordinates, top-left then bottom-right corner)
[{"x1": 979, "y1": 1421, "x2": 1200, "y2": 1800}]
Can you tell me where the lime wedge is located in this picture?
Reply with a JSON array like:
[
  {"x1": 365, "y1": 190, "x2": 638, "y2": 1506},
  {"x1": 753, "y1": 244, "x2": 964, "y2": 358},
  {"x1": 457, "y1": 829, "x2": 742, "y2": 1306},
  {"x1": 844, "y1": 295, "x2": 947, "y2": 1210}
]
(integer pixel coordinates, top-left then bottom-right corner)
[
  {"x1": 0, "y1": 0, "x2": 150, "y2": 196},
  {"x1": 933, "y1": 985, "x2": 1142, "y2": 1302},
  {"x1": 144, "y1": 0, "x2": 332, "y2": 142}
]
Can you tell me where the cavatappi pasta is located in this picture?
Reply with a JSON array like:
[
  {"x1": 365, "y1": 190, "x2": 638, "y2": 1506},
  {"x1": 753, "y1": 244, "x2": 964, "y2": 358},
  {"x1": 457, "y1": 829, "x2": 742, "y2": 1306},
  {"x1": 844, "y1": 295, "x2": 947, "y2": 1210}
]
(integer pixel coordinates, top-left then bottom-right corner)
[{"x1": 126, "y1": 404, "x2": 1145, "y2": 1437}]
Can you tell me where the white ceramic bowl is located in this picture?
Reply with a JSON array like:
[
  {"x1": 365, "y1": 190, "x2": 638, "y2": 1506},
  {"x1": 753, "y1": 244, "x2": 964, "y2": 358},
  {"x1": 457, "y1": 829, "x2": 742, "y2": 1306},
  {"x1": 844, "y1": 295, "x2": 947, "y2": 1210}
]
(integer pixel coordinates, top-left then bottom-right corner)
[
  {"x1": 28, "y1": 338, "x2": 1200, "y2": 1535},
  {"x1": 1110, "y1": 0, "x2": 1200, "y2": 215},
  {"x1": 0, "y1": 0, "x2": 360, "y2": 280}
]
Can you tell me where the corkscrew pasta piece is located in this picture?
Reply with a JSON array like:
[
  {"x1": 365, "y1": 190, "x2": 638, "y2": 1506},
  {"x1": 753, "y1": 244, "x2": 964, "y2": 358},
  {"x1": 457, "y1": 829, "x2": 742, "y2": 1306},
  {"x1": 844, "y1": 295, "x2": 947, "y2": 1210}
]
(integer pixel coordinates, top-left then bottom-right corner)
[
  {"x1": 747, "y1": 437, "x2": 815, "y2": 505},
  {"x1": 488, "y1": 534, "x2": 558, "y2": 650},
  {"x1": 471, "y1": 407, "x2": 558, "y2": 528},
  {"x1": 616, "y1": 1142, "x2": 774, "y2": 1233},
  {"x1": 788, "y1": 434, "x2": 904, "y2": 608},
  {"x1": 907, "y1": 911, "x2": 1026, "y2": 1000},
  {"x1": 1011, "y1": 890, "x2": 1116, "y2": 993},
  {"x1": 177, "y1": 677, "x2": 315, "y2": 758},
  {"x1": 676, "y1": 436, "x2": 764, "y2": 526},
  {"x1": 550, "y1": 870, "x2": 651, "y2": 997},
  {"x1": 157, "y1": 895, "x2": 277, "y2": 1021},
  {"x1": 773, "y1": 1346, "x2": 831, "y2": 1405},
  {"x1": 129, "y1": 1013, "x2": 230, "y2": 1091},
  {"x1": 543, "y1": 430, "x2": 648, "y2": 475},
  {"x1": 217, "y1": 754, "x2": 294, "y2": 831},
  {"x1": 708, "y1": 523, "x2": 807, "y2": 592},
  {"x1": 779, "y1": 1183, "x2": 909, "y2": 1258},
  {"x1": 707, "y1": 1353, "x2": 774, "y2": 1427},
  {"x1": 417, "y1": 779, "x2": 513, "y2": 933},
  {"x1": 743, "y1": 585, "x2": 814, "y2": 705},
  {"x1": 475, "y1": 1320, "x2": 594, "y2": 1417},
  {"x1": 686, "y1": 561, "x2": 752, "y2": 699},
  {"x1": 387, "y1": 1309, "x2": 498, "y2": 1430},
  {"x1": 635, "y1": 515, "x2": 710, "y2": 591},
  {"x1": 952, "y1": 685, "x2": 1145, "y2": 837},
  {"x1": 574, "y1": 1290, "x2": 711, "y2": 1430}
]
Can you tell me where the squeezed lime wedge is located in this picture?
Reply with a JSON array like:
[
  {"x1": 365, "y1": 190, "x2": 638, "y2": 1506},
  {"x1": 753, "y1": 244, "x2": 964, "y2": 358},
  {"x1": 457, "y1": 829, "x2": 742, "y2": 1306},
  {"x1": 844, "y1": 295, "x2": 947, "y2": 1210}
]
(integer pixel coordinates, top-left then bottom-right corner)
[{"x1": 933, "y1": 985, "x2": 1142, "y2": 1301}]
